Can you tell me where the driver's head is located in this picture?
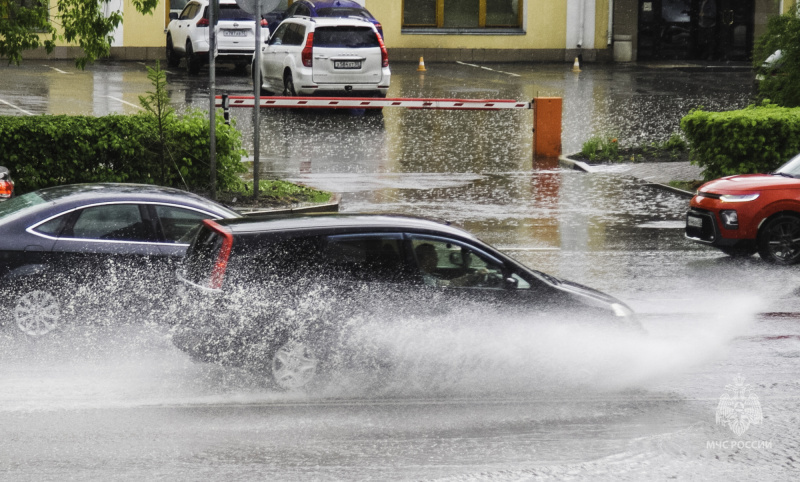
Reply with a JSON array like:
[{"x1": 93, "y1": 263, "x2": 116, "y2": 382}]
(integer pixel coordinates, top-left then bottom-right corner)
[{"x1": 415, "y1": 243, "x2": 438, "y2": 273}]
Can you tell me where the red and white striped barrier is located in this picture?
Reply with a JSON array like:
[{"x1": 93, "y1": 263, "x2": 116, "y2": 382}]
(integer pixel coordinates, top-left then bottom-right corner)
[{"x1": 216, "y1": 95, "x2": 530, "y2": 110}]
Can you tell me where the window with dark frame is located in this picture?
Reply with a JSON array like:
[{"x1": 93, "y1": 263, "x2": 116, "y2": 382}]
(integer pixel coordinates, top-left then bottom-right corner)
[{"x1": 402, "y1": 0, "x2": 522, "y2": 29}]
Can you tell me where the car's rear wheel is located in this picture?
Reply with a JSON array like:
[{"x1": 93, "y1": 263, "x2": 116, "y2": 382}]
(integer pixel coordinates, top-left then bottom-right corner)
[
  {"x1": 14, "y1": 289, "x2": 62, "y2": 336},
  {"x1": 271, "y1": 340, "x2": 318, "y2": 390},
  {"x1": 185, "y1": 42, "x2": 201, "y2": 75},
  {"x1": 166, "y1": 35, "x2": 180, "y2": 68},
  {"x1": 283, "y1": 71, "x2": 297, "y2": 96},
  {"x1": 758, "y1": 214, "x2": 800, "y2": 265}
]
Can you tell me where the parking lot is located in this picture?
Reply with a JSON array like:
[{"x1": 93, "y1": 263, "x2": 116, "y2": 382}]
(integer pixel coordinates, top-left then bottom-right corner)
[{"x1": 1, "y1": 60, "x2": 799, "y2": 480}]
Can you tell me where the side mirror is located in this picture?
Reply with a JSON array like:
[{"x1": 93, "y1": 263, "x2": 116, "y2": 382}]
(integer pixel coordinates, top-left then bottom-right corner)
[{"x1": 169, "y1": 12, "x2": 179, "y2": 20}]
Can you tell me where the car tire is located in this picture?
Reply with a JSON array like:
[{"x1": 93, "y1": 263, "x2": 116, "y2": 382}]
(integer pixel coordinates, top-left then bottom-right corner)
[
  {"x1": 283, "y1": 71, "x2": 297, "y2": 96},
  {"x1": 271, "y1": 339, "x2": 318, "y2": 390},
  {"x1": 14, "y1": 289, "x2": 62, "y2": 337},
  {"x1": 719, "y1": 246, "x2": 757, "y2": 258},
  {"x1": 758, "y1": 214, "x2": 800, "y2": 265},
  {"x1": 186, "y1": 42, "x2": 201, "y2": 75},
  {"x1": 166, "y1": 35, "x2": 180, "y2": 68}
]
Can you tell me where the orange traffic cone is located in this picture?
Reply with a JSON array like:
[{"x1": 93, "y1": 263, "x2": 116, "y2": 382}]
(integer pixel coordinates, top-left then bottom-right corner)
[
  {"x1": 571, "y1": 57, "x2": 581, "y2": 73},
  {"x1": 417, "y1": 57, "x2": 427, "y2": 72}
]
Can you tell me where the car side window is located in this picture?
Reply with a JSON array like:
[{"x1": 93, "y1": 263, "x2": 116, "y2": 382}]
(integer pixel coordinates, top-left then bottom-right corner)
[
  {"x1": 269, "y1": 22, "x2": 289, "y2": 45},
  {"x1": 33, "y1": 213, "x2": 69, "y2": 237},
  {"x1": 154, "y1": 205, "x2": 212, "y2": 243},
  {"x1": 323, "y1": 234, "x2": 407, "y2": 283},
  {"x1": 408, "y1": 235, "x2": 507, "y2": 289},
  {"x1": 66, "y1": 204, "x2": 154, "y2": 242},
  {"x1": 295, "y1": 4, "x2": 311, "y2": 16},
  {"x1": 285, "y1": 23, "x2": 305, "y2": 46},
  {"x1": 179, "y1": 3, "x2": 197, "y2": 20}
]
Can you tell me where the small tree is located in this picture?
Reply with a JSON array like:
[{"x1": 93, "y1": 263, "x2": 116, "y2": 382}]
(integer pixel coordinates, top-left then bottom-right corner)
[
  {"x1": 138, "y1": 61, "x2": 175, "y2": 185},
  {"x1": 754, "y1": 4, "x2": 800, "y2": 107},
  {"x1": 0, "y1": 0, "x2": 158, "y2": 68}
]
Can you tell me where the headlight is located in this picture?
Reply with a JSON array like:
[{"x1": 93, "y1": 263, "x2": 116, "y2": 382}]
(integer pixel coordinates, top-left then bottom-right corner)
[
  {"x1": 720, "y1": 193, "x2": 759, "y2": 202},
  {"x1": 611, "y1": 303, "x2": 634, "y2": 318}
]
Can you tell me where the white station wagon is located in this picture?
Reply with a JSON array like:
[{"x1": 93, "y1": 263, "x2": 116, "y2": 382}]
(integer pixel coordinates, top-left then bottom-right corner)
[{"x1": 255, "y1": 17, "x2": 390, "y2": 97}]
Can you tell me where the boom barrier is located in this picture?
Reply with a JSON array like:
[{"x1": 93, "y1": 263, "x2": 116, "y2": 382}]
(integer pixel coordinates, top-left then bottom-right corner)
[{"x1": 215, "y1": 95, "x2": 531, "y2": 110}]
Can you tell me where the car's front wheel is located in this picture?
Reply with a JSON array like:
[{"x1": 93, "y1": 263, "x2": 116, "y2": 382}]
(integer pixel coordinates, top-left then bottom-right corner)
[
  {"x1": 14, "y1": 289, "x2": 62, "y2": 336},
  {"x1": 758, "y1": 214, "x2": 800, "y2": 265},
  {"x1": 166, "y1": 35, "x2": 180, "y2": 68},
  {"x1": 271, "y1": 340, "x2": 318, "y2": 390},
  {"x1": 283, "y1": 71, "x2": 297, "y2": 96}
]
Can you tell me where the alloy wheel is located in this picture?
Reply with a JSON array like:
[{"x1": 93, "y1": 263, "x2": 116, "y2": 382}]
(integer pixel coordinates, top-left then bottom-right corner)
[
  {"x1": 14, "y1": 290, "x2": 62, "y2": 336},
  {"x1": 271, "y1": 340, "x2": 318, "y2": 390},
  {"x1": 759, "y1": 215, "x2": 800, "y2": 265}
]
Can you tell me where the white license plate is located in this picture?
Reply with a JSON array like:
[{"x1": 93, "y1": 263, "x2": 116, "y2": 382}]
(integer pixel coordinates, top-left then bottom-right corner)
[
  {"x1": 334, "y1": 60, "x2": 361, "y2": 69},
  {"x1": 223, "y1": 30, "x2": 248, "y2": 37},
  {"x1": 687, "y1": 216, "x2": 703, "y2": 228}
]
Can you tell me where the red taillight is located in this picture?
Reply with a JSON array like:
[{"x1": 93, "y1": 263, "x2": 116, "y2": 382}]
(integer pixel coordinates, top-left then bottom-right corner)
[
  {"x1": 202, "y1": 219, "x2": 234, "y2": 290},
  {"x1": 197, "y1": 17, "x2": 209, "y2": 27},
  {"x1": 302, "y1": 32, "x2": 314, "y2": 67},
  {"x1": 260, "y1": 18, "x2": 268, "y2": 27},
  {"x1": 0, "y1": 180, "x2": 12, "y2": 199},
  {"x1": 376, "y1": 32, "x2": 389, "y2": 68}
]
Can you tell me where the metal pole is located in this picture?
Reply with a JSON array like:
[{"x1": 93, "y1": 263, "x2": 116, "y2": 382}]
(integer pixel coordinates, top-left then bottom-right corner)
[
  {"x1": 209, "y1": 0, "x2": 218, "y2": 200},
  {"x1": 252, "y1": 2, "x2": 262, "y2": 200}
]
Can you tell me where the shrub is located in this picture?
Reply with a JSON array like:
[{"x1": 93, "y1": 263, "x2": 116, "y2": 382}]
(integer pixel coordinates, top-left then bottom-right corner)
[
  {"x1": 579, "y1": 135, "x2": 620, "y2": 161},
  {"x1": 753, "y1": 4, "x2": 800, "y2": 107},
  {"x1": 680, "y1": 102, "x2": 800, "y2": 180},
  {"x1": 0, "y1": 111, "x2": 246, "y2": 194}
]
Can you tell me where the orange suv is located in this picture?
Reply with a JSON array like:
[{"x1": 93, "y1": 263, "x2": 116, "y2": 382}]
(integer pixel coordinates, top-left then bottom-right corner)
[{"x1": 686, "y1": 153, "x2": 800, "y2": 264}]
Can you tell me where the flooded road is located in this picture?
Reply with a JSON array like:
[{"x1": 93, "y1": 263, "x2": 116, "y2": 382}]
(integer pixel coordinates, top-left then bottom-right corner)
[{"x1": 1, "y1": 61, "x2": 799, "y2": 480}]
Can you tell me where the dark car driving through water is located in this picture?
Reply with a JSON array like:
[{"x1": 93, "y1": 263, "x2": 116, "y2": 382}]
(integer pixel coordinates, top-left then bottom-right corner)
[
  {"x1": 0, "y1": 183, "x2": 240, "y2": 337},
  {"x1": 172, "y1": 213, "x2": 638, "y2": 391}
]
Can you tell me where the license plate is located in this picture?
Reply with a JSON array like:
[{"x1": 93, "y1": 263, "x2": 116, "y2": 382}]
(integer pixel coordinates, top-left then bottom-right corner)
[
  {"x1": 687, "y1": 215, "x2": 703, "y2": 228},
  {"x1": 334, "y1": 60, "x2": 361, "y2": 69},
  {"x1": 223, "y1": 29, "x2": 247, "y2": 37}
]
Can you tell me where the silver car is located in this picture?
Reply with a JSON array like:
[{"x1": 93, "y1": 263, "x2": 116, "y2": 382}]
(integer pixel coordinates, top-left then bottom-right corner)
[{"x1": 255, "y1": 17, "x2": 390, "y2": 96}]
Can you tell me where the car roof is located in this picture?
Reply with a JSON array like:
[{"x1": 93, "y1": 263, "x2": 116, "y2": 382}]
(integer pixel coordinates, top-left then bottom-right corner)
[
  {"x1": 303, "y1": 0, "x2": 367, "y2": 9},
  {"x1": 215, "y1": 213, "x2": 478, "y2": 240},
  {"x1": 287, "y1": 16, "x2": 376, "y2": 28}
]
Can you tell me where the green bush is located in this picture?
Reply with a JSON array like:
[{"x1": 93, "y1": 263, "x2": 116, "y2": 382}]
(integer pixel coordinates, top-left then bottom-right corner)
[
  {"x1": 753, "y1": 4, "x2": 800, "y2": 107},
  {"x1": 580, "y1": 135, "x2": 620, "y2": 161},
  {"x1": 680, "y1": 103, "x2": 800, "y2": 180},
  {"x1": 0, "y1": 111, "x2": 246, "y2": 195}
]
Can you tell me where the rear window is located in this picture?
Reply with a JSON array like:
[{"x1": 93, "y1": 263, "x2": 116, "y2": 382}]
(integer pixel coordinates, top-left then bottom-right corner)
[
  {"x1": 313, "y1": 26, "x2": 378, "y2": 48},
  {"x1": 316, "y1": 7, "x2": 371, "y2": 20},
  {"x1": 205, "y1": 5, "x2": 253, "y2": 21},
  {"x1": 184, "y1": 226, "x2": 226, "y2": 284},
  {"x1": 0, "y1": 192, "x2": 46, "y2": 222}
]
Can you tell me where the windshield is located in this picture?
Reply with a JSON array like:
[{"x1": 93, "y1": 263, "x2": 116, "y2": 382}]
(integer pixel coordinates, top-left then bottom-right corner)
[
  {"x1": 775, "y1": 152, "x2": 800, "y2": 178},
  {"x1": 0, "y1": 191, "x2": 46, "y2": 222}
]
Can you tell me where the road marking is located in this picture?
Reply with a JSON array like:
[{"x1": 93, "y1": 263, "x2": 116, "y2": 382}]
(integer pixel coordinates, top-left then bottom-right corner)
[
  {"x1": 457, "y1": 61, "x2": 521, "y2": 77},
  {"x1": 105, "y1": 96, "x2": 143, "y2": 110},
  {"x1": 45, "y1": 65, "x2": 69, "y2": 74},
  {"x1": 0, "y1": 98, "x2": 34, "y2": 115}
]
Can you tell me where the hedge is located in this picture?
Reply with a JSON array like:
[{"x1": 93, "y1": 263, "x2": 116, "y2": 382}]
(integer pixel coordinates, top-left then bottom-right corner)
[
  {"x1": 0, "y1": 111, "x2": 247, "y2": 194},
  {"x1": 681, "y1": 103, "x2": 800, "y2": 181}
]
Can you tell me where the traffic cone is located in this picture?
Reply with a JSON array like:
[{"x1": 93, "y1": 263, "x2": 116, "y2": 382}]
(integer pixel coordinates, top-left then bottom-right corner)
[
  {"x1": 571, "y1": 56, "x2": 581, "y2": 73},
  {"x1": 417, "y1": 57, "x2": 427, "y2": 72}
]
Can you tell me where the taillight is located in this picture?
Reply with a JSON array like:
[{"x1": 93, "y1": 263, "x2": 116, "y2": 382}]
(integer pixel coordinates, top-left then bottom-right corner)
[
  {"x1": 0, "y1": 180, "x2": 12, "y2": 199},
  {"x1": 302, "y1": 32, "x2": 314, "y2": 67},
  {"x1": 202, "y1": 219, "x2": 234, "y2": 290},
  {"x1": 260, "y1": 18, "x2": 268, "y2": 27},
  {"x1": 197, "y1": 17, "x2": 209, "y2": 27},
  {"x1": 377, "y1": 32, "x2": 389, "y2": 68}
]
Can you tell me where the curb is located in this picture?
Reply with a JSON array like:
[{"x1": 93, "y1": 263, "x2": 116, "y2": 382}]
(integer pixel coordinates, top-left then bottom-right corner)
[
  {"x1": 559, "y1": 154, "x2": 695, "y2": 198},
  {"x1": 237, "y1": 193, "x2": 341, "y2": 216}
]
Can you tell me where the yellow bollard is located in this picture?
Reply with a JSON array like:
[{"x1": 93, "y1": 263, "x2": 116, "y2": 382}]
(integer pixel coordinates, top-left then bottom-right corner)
[{"x1": 417, "y1": 57, "x2": 427, "y2": 72}]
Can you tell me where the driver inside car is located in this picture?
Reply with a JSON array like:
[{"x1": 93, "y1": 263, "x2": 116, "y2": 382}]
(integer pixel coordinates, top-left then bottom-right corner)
[{"x1": 415, "y1": 243, "x2": 491, "y2": 288}]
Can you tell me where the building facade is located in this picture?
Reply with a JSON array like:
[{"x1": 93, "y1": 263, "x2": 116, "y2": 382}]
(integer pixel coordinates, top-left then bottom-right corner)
[{"x1": 15, "y1": 0, "x2": 797, "y2": 62}]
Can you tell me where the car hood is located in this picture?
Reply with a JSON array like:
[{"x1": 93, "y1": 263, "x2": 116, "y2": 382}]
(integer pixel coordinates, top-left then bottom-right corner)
[{"x1": 699, "y1": 174, "x2": 800, "y2": 193}]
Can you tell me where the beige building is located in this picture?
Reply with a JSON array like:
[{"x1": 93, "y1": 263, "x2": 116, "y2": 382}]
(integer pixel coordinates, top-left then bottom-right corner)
[{"x1": 19, "y1": 0, "x2": 797, "y2": 63}]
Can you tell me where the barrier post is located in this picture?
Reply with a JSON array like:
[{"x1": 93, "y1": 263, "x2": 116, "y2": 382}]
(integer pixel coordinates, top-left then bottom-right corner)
[{"x1": 532, "y1": 97, "x2": 562, "y2": 159}]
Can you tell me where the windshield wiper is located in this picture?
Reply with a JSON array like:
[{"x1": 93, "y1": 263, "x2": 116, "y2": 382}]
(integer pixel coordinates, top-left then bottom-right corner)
[{"x1": 772, "y1": 171, "x2": 796, "y2": 178}]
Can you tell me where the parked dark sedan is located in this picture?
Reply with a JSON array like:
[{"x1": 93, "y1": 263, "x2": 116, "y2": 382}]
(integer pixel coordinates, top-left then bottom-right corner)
[
  {"x1": 0, "y1": 183, "x2": 240, "y2": 337},
  {"x1": 172, "y1": 213, "x2": 638, "y2": 391}
]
